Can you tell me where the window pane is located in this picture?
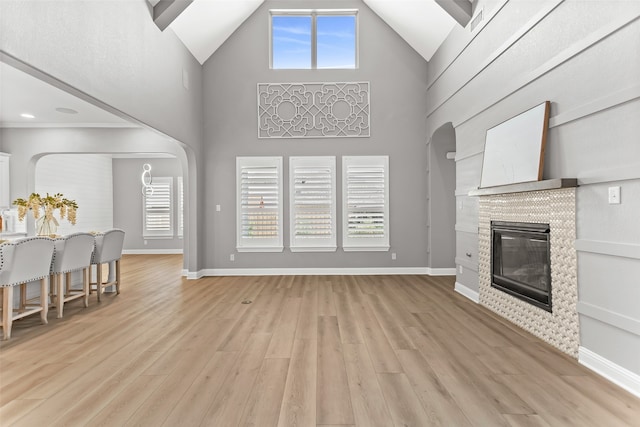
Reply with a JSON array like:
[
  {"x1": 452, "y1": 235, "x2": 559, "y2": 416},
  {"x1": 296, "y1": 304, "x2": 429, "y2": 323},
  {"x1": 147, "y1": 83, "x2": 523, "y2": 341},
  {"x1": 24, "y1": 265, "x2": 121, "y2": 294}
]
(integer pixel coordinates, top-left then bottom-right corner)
[
  {"x1": 272, "y1": 15, "x2": 312, "y2": 69},
  {"x1": 317, "y1": 15, "x2": 356, "y2": 69}
]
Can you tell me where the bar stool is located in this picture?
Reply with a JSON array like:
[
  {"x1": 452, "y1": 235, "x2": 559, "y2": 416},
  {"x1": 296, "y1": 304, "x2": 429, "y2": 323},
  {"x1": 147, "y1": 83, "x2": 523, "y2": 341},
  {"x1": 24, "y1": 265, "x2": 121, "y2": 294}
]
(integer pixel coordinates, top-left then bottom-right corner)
[
  {"x1": 90, "y1": 229, "x2": 125, "y2": 302},
  {"x1": 0, "y1": 237, "x2": 55, "y2": 340},
  {"x1": 50, "y1": 233, "x2": 95, "y2": 318}
]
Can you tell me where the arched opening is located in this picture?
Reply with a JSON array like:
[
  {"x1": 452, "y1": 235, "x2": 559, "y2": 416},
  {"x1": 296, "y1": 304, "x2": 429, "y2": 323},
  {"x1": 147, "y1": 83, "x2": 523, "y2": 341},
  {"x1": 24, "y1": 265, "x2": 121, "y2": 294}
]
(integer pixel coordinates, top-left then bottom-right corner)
[{"x1": 427, "y1": 122, "x2": 456, "y2": 271}]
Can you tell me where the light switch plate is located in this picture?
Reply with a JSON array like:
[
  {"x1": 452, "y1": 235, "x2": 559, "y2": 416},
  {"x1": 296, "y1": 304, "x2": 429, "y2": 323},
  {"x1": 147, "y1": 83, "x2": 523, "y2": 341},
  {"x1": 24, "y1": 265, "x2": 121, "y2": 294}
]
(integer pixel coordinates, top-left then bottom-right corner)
[{"x1": 608, "y1": 186, "x2": 621, "y2": 204}]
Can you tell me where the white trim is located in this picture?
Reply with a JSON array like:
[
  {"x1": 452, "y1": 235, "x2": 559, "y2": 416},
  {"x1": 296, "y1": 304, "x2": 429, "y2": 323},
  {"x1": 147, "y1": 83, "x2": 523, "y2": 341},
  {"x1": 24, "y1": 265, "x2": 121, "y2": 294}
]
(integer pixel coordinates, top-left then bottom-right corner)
[
  {"x1": 427, "y1": 268, "x2": 456, "y2": 276},
  {"x1": 455, "y1": 281, "x2": 479, "y2": 303},
  {"x1": 578, "y1": 167, "x2": 640, "y2": 185},
  {"x1": 123, "y1": 249, "x2": 183, "y2": 255},
  {"x1": 578, "y1": 301, "x2": 640, "y2": 336},
  {"x1": 427, "y1": 0, "x2": 509, "y2": 89},
  {"x1": 183, "y1": 269, "x2": 205, "y2": 280},
  {"x1": 575, "y1": 239, "x2": 640, "y2": 260},
  {"x1": 201, "y1": 267, "x2": 430, "y2": 276},
  {"x1": 455, "y1": 257, "x2": 478, "y2": 272},
  {"x1": 455, "y1": 224, "x2": 478, "y2": 234},
  {"x1": 579, "y1": 346, "x2": 640, "y2": 399},
  {"x1": 549, "y1": 84, "x2": 640, "y2": 128},
  {"x1": 454, "y1": 14, "x2": 640, "y2": 129},
  {"x1": 427, "y1": 0, "x2": 564, "y2": 116}
]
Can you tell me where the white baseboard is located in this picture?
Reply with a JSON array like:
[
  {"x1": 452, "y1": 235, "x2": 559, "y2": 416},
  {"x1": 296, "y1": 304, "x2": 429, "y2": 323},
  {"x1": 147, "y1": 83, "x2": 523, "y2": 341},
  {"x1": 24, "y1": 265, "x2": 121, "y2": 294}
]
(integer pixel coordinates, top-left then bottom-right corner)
[
  {"x1": 579, "y1": 346, "x2": 640, "y2": 398},
  {"x1": 123, "y1": 249, "x2": 183, "y2": 255},
  {"x1": 426, "y1": 267, "x2": 456, "y2": 276},
  {"x1": 455, "y1": 281, "x2": 479, "y2": 303},
  {"x1": 201, "y1": 267, "x2": 430, "y2": 276}
]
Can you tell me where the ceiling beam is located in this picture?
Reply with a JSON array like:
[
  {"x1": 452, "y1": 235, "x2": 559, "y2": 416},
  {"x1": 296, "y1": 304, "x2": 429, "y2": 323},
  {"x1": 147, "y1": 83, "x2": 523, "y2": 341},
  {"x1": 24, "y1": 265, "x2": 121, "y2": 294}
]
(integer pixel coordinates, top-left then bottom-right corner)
[
  {"x1": 435, "y1": 0, "x2": 473, "y2": 28},
  {"x1": 153, "y1": 0, "x2": 193, "y2": 31}
]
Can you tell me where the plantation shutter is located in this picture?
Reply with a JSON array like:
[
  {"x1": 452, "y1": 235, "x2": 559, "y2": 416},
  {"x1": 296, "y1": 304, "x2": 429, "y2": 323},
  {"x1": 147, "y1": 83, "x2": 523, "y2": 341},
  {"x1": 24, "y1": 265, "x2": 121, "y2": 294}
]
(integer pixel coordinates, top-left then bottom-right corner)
[
  {"x1": 237, "y1": 157, "x2": 284, "y2": 252},
  {"x1": 290, "y1": 156, "x2": 336, "y2": 252},
  {"x1": 143, "y1": 177, "x2": 173, "y2": 237},
  {"x1": 342, "y1": 156, "x2": 390, "y2": 251}
]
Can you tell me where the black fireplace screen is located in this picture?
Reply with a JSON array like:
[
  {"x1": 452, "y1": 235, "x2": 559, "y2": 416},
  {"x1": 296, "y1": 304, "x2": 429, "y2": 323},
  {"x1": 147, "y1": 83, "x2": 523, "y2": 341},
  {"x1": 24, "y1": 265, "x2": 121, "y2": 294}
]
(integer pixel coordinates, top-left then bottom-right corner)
[{"x1": 491, "y1": 221, "x2": 552, "y2": 312}]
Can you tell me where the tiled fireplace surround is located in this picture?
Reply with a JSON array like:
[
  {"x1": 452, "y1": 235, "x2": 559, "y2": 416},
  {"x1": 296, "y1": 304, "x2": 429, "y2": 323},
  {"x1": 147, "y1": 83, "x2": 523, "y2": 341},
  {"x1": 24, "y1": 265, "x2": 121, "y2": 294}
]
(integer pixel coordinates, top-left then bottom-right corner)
[{"x1": 477, "y1": 186, "x2": 579, "y2": 358}]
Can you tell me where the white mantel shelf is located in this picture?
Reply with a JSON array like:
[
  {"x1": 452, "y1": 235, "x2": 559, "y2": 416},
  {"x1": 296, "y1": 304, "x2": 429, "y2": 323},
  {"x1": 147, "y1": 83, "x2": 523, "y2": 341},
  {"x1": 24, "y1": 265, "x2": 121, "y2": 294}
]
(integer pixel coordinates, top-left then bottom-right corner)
[{"x1": 468, "y1": 178, "x2": 578, "y2": 197}]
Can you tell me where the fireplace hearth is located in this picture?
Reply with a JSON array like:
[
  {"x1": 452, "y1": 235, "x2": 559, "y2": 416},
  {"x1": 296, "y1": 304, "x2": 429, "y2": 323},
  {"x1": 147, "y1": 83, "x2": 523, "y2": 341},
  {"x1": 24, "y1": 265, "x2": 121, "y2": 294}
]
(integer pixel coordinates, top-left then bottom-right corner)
[{"x1": 491, "y1": 221, "x2": 551, "y2": 312}]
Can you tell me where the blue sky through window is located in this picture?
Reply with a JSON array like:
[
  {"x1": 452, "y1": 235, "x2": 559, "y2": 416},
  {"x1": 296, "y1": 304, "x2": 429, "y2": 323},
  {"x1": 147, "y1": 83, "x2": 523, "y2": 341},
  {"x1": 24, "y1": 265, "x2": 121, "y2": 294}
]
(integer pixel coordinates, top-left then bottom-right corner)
[
  {"x1": 317, "y1": 15, "x2": 356, "y2": 69},
  {"x1": 272, "y1": 13, "x2": 356, "y2": 69}
]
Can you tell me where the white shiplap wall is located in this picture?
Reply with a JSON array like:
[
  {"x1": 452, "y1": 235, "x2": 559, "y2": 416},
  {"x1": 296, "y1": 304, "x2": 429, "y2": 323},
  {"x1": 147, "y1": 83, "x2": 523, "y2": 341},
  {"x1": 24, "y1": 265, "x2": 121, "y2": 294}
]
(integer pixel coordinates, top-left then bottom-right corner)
[{"x1": 35, "y1": 154, "x2": 113, "y2": 234}]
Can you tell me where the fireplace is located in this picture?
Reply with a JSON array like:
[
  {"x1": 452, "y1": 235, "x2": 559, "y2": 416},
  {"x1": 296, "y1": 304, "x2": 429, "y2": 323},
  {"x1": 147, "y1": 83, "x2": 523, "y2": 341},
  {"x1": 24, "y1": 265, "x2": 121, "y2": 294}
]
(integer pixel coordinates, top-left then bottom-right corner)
[{"x1": 491, "y1": 221, "x2": 551, "y2": 312}]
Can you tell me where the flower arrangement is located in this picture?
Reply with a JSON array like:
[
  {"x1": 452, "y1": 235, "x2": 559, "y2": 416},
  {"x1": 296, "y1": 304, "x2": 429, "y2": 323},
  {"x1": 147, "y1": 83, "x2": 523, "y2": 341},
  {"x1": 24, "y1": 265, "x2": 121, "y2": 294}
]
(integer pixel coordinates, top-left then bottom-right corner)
[{"x1": 13, "y1": 193, "x2": 78, "y2": 235}]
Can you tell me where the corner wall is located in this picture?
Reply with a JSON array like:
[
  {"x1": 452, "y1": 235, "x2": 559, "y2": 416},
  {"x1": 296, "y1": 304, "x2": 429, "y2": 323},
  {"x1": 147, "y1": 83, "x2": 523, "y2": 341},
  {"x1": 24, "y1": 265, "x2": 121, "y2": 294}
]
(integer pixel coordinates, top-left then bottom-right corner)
[{"x1": 428, "y1": 0, "x2": 640, "y2": 389}]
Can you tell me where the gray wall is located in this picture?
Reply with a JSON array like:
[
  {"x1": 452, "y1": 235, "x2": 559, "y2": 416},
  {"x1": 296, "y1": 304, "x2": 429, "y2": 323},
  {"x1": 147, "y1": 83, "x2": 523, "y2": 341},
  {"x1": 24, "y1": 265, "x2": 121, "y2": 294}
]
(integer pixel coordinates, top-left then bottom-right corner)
[
  {"x1": 0, "y1": 1, "x2": 205, "y2": 273},
  {"x1": 203, "y1": 0, "x2": 431, "y2": 270},
  {"x1": 113, "y1": 157, "x2": 183, "y2": 252},
  {"x1": 0, "y1": 0, "x2": 203, "y2": 150},
  {"x1": 427, "y1": 0, "x2": 640, "y2": 376},
  {"x1": 428, "y1": 123, "x2": 456, "y2": 269}
]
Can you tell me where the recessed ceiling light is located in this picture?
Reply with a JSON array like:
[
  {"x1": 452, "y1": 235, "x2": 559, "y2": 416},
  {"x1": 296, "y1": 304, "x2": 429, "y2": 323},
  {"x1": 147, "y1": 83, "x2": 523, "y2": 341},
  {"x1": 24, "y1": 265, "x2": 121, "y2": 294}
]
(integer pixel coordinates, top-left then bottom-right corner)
[
  {"x1": 20, "y1": 113, "x2": 35, "y2": 119},
  {"x1": 55, "y1": 107, "x2": 79, "y2": 114}
]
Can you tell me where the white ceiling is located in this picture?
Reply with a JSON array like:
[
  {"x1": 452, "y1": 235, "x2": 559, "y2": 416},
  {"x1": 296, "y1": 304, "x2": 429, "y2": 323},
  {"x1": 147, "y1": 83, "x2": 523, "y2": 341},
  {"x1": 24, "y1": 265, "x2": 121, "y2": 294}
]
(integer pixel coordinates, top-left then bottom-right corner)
[
  {"x1": 0, "y1": 61, "x2": 132, "y2": 128},
  {"x1": 169, "y1": 0, "x2": 457, "y2": 65}
]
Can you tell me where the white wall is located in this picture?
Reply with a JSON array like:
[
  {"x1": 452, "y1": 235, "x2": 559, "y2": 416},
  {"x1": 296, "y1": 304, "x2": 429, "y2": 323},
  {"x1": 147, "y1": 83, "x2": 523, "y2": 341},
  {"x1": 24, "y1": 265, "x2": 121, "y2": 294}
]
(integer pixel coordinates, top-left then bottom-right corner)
[
  {"x1": 428, "y1": 0, "x2": 640, "y2": 386},
  {"x1": 35, "y1": 154, "x2": 113, "y2": 235}
]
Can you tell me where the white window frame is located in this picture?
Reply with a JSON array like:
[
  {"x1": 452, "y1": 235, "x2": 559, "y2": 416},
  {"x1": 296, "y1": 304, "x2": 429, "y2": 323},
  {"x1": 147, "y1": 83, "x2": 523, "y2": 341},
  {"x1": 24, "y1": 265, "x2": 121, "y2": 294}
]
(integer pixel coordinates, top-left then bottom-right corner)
[
  {"x1": 177, "y1": 176, "x2": 184, "y2": 237},
  {"x1": 289, "y1": 156, "x2": 337, "y2": 252},
  {"x1": 142, "y1": 176, "x2": 173, "y2": 238},
  {"x1": 269, "y1": 9, "x2": 359, "y2": 69},
  {"x1": 342, "y1": 156, "x2": 390, "y2": 251},
  {"x1": 236, "y1": 157, "x2": 284, "y2": 252}
]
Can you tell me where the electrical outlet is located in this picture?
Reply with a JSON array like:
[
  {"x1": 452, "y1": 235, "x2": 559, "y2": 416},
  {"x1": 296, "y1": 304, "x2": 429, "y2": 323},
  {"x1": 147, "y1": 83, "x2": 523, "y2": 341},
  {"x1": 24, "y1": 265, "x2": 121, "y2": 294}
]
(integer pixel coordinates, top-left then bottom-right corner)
[
  {"x1": 230, "y1": 254, "x2": 235, "y2": 261},
  {"x1": 216, "y1": 204, "x2": 221, "y2": 212},
  {"x1": 144, "y1": 240, "x2": 148, "y2": 245},
  {"x1": 458, "y1": 265, "x2": 463, "y2": 274},
  {"x1": 608, "y1": 186, "x2": 621, "y2": 204},
  {"x1": 391, "y1": 252, "x2": 397, "y2": 260}
]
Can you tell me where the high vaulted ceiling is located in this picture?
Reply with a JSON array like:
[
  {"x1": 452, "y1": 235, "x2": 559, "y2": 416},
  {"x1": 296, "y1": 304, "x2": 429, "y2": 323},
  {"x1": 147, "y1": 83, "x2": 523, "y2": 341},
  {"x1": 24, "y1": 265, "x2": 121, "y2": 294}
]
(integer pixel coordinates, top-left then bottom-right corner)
[{"x1": 163, "y1": 0, "x2": 469, "y2": 65}]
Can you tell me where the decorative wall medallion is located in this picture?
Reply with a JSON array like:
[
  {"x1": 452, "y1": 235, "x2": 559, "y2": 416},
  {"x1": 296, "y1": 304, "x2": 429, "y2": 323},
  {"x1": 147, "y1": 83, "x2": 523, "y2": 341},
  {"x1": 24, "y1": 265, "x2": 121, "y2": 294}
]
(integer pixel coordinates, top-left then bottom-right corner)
[{"x1": 258, "y1": 82, "x2": 370, "y2": 138}]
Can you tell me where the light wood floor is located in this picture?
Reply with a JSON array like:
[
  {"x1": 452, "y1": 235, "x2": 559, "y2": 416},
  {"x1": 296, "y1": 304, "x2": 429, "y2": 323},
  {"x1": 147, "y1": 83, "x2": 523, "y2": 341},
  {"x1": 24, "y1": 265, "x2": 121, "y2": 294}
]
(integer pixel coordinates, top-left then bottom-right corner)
[{"x1": 1, "y1": 254, "x2": 639, "y2": 426}]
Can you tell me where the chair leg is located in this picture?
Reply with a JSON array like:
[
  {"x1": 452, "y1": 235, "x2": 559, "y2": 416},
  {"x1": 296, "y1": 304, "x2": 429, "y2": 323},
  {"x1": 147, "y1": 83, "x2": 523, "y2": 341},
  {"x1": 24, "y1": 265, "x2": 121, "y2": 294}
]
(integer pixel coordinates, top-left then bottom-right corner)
[
  {"x1": 2, "y1": 286, "x2": 13, "y2": 340},
  {"x1": 20, "y1": 283, "x2": 27, "y2": 310},
  {"x1": 116, "y1": 259, "x2": 121, "y2": 295},
  {"x1": 40, "y1": 278, "x2": 48, "y2": 324},
  {"x1": 57, "y1": 272, "x2": 65, "y2": 319},
  {"x1": 96, "y1": 263, "x2": 103, "y2": 302},
  {"x1": 83, "y1": 268, "x2": 89, "y2": 308}
]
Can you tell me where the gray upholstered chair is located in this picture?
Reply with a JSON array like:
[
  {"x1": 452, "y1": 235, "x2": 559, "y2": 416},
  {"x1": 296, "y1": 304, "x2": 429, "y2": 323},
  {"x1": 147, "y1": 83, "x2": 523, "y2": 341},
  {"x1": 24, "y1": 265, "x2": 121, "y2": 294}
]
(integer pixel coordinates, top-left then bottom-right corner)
[
  {"x1": 0, "y1": 237, "x2": 55, "y2": 340},
  {"x1": 50, "y1": 233, "x2": 95, "y2": 318},
  {"x1": 90, "y1": 229, "x2": 125, "y2": 302}
]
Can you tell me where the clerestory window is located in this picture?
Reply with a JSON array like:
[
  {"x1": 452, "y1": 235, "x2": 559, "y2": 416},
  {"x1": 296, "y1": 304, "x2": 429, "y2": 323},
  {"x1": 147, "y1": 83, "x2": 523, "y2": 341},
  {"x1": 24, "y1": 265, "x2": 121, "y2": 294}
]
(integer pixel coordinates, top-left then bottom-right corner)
[{"x1": 270, "y1": 9, "x2": 358, "y2": 69}]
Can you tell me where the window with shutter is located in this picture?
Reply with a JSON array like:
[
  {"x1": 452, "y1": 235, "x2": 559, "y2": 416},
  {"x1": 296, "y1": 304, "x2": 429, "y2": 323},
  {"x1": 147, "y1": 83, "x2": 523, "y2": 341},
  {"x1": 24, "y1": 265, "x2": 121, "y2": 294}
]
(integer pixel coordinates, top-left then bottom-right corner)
[
  {"x1": 289, "y1": 156, "x2": 336, "y2": 252},
  {"x1": 236, "y1": 157, "x2": 284, "y2": 252},
  {"x1": 143, "y1": 176, "x2": 173, "y2": 238},
  {"x1": 342, "y1": 156, "x2": 390, "y2": 251}
]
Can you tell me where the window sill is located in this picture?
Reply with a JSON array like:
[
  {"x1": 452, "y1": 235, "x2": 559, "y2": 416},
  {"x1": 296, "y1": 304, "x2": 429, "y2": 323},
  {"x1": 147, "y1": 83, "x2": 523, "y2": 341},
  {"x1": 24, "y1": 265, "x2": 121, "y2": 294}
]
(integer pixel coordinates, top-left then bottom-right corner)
[{"x1": 143, "y1": 235, "x2": 175, "y2": 240}]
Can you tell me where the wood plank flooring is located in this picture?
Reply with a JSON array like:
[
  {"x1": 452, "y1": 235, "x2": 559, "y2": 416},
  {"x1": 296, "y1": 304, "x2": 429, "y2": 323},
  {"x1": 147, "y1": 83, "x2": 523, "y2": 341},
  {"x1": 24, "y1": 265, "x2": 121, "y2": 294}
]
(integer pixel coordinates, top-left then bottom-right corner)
[{"x1": 1, "y1": 254, "x2": 639, "y2": 426}]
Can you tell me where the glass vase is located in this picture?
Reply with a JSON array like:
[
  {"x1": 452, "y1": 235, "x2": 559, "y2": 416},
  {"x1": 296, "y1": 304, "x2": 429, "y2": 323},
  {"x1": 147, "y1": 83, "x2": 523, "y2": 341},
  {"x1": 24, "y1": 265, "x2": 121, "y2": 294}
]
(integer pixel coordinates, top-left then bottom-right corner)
[{"x1": 36, "y1": 216, "x2": 59, "y2": 236}]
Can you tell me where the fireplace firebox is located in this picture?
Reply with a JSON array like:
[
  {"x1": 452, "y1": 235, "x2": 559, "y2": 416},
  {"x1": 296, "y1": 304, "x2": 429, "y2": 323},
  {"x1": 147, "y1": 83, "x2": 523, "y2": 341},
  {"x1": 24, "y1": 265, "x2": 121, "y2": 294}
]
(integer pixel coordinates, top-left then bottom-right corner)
[{"x1": 491, "y1": 221, "x2": 552, "y2": 312}]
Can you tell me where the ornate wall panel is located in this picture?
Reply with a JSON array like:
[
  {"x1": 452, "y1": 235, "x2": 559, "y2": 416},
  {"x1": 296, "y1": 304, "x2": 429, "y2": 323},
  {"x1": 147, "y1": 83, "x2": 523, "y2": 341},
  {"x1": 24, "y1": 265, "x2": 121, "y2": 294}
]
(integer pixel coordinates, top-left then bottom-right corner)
[{"x1": 258, "y1": 82, "x2": 370, "y2": 138}]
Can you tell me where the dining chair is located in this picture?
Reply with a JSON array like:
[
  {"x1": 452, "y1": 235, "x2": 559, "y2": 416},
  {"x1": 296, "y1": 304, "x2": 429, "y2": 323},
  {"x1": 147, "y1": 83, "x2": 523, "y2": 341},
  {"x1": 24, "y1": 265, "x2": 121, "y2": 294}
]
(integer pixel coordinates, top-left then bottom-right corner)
[
  {"x1": 90, "y1": 229, "x2": 125, "y2": 302},
  {"x1": 50, "y1": 233, "x2": 95, "y2": 318},
  {"x1": 0, "y1": 237, "x2": 55, "y2": 340}
]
